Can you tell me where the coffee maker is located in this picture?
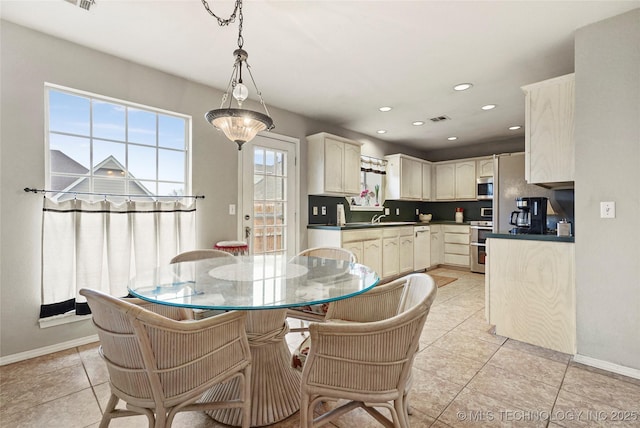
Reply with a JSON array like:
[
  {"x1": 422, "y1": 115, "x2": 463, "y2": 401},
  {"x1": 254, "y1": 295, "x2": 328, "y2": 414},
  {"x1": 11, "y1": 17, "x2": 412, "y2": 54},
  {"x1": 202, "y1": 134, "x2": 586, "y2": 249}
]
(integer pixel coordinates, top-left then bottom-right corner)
[{"x1": 510, "y1": 197, "x2": 548, "y2": 234}]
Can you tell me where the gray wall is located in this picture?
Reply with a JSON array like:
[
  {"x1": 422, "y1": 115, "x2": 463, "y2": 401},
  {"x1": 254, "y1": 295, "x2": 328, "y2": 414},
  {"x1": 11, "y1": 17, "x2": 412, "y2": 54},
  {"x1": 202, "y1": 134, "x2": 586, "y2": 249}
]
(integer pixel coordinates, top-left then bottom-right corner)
[
  {"x1": 0, "y1": 21, "x2": 418, "y2": 357},
  {"x1": 574, "y1": 9, "x2": 640, "y2": 370}
]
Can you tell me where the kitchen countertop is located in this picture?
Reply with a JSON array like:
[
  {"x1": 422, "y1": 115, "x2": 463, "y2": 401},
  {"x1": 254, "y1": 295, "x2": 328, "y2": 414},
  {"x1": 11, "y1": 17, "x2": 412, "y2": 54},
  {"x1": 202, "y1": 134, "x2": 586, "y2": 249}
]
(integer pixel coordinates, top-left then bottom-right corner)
[
  {"x1": 487, "y1": 233, "x2": 574, "y2": 243},
  {"x1": 307, "y1": 220, "x2": 472, "y2": 230}
]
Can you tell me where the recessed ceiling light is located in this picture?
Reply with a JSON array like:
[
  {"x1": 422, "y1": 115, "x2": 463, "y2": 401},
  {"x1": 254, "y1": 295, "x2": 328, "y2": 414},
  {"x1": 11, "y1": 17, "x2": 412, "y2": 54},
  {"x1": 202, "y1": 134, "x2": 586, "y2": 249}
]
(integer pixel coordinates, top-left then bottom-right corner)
[
  {"x1": 377, "y1": 129, "x2": 387, "y2": 134},
  {"x1": 412, "y1": 121, "x2": 425, "y2": 126},
  {"x1": 453, "y1": 83, "x2": 473, "y2": 91},
  {"x1": 509, "y1": 125, "x2": 522, "y2": 130},
  {"x1": 447, "y1": 136, "x2": 458, "y2": 141},
  {"x1": 481, "y1": 104, "x2": 497, "y2": 110},
  {"x1": 378, "y1": 106, "x2": 392, "y2": 112}
]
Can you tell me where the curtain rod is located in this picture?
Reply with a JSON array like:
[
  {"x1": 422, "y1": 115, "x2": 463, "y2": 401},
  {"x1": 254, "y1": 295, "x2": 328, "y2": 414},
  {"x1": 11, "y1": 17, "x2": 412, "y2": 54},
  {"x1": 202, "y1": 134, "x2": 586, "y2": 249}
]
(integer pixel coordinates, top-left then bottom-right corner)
[{"x1": 24, "y1": 187, "x2": 205, "y2": 199}]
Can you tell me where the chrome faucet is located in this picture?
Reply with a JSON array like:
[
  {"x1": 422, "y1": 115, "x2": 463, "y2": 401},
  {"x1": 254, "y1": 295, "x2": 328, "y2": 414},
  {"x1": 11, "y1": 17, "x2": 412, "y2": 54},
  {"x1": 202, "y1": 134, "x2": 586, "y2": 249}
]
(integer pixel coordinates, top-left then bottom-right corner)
[{"x1": 371, "y1": 214, "x2": 386, "y2": 224}]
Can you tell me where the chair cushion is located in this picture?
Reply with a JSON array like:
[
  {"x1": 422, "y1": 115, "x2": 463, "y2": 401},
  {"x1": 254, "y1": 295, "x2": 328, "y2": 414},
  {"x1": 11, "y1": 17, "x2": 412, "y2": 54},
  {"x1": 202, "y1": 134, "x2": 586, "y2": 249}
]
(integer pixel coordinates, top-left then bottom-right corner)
[
  {"x1": 291, "y1": 335, "x2": 311, "y2": 370},
  {"x1": 291, "y1": 302, "x2": 329, "y2": 316}
]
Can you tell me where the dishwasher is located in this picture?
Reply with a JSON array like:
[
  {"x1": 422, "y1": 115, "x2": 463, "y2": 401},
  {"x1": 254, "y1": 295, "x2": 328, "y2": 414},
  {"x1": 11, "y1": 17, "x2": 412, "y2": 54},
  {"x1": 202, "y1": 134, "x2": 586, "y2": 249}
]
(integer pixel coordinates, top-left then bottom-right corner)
[{"x1": 413, "y1": 225, "x2": 431, "y2": 271}]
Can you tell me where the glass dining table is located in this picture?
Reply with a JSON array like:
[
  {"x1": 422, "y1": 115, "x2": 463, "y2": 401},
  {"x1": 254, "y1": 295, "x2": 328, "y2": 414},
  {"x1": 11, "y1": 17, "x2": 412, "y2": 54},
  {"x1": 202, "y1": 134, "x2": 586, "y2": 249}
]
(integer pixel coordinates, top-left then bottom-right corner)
[{"x1": 127, "y1": 254, "x2": 379, "y2": 427}]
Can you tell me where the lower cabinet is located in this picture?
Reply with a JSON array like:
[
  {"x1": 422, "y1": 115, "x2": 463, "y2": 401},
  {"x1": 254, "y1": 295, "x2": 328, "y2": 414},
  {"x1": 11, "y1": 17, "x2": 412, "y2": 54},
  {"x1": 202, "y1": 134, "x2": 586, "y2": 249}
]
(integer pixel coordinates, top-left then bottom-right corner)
[
  {"x1": 429, "y1": 225, "x2": 443, "y2": 267},
  {"x1": 486, "y1": 237, "x2": 575, "y2": 354},
  {"x1": 308, "y1": 226, "x2": 413, "y2": 281},
  {"x1": 443, "y1": 225, "x2": 470, "y2": 267}
]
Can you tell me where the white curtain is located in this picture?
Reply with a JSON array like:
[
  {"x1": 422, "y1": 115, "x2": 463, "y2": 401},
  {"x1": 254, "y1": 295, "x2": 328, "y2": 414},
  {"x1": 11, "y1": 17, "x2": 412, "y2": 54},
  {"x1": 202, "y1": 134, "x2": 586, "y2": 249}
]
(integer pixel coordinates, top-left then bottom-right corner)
[{"x1": 41, "y1": 198, "x2": 196, "y2": 313}]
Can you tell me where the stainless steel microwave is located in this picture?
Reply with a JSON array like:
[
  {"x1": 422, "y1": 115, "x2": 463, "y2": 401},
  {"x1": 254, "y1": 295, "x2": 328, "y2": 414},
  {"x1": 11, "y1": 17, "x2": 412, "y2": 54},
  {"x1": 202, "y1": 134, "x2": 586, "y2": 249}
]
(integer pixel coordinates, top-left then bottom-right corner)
[{"x1": 477, "y1": 177, "x2": 493, "y2": 200}]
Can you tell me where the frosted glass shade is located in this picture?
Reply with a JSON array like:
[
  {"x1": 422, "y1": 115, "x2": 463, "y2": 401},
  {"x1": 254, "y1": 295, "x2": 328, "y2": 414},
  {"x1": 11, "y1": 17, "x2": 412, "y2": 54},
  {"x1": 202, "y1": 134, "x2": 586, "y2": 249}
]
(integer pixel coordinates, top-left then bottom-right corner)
[{"x1": 205, "y1": 108, "x2": 274, "y2": 150}]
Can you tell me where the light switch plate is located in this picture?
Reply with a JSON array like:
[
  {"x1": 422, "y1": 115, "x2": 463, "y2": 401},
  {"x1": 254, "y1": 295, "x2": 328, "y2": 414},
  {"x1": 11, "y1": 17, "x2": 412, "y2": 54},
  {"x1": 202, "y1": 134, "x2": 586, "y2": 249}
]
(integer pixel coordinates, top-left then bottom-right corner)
[
  {"x1": 396, "y1": 208, "x2": 400, "y2": 215},
  {"x1": 229, "y1": 204, "x2": 236, "y2": 215},
  {"x1": 384, "y1": 208, "x2": 390, "y2": 215},
  {"x1": 600, "y1": 201, "x2": 615, "y2": 218},
  {"x1": 312, "y1": 206, "x2": 318, "y2": 216}
]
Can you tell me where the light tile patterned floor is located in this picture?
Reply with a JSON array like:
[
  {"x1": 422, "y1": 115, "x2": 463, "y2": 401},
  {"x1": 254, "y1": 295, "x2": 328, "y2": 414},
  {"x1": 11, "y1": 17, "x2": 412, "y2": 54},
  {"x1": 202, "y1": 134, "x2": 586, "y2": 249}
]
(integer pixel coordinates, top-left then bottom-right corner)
[{"x1": 2, "y1": 268, "x2": 639, "y2": 427}]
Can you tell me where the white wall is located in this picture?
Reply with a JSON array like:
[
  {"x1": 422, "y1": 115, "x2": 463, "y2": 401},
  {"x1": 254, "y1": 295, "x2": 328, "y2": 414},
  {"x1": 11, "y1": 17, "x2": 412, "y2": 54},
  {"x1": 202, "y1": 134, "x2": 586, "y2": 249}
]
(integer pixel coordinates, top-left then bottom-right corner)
[
  {"x1": 574, "y1": 9, "x2": 640, "y2": 371},
  {"x1": 1, "y1": 21, "x2": 419, "y2": 358}
]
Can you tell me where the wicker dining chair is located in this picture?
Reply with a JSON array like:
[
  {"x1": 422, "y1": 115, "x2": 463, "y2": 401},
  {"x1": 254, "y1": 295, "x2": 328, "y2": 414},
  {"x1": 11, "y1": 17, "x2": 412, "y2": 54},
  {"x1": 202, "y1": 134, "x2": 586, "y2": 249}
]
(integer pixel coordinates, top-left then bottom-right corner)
[
  {"x1": 170, "y1": 249, "x2": 236, "y2": 264},
  {"x1": 170, "y1": 249, "x2": 237, "y2": 319},
  {"x1": 80, "y1": 288, "x2": 252, "y2": 428},
  {"x1": 286, "y1": 247, "x2": 358, "y2": 331},
  {"x1": 299, "y1": 273, "x2": 437, "y2": 428}
]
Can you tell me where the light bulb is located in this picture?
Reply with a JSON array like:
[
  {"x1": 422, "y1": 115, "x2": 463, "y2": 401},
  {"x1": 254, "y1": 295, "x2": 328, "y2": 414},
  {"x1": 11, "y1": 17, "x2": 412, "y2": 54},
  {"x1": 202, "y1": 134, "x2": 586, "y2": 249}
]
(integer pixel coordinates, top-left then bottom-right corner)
[{"x1": 233, "y1": 83, "x2": 249, "y2": 103}]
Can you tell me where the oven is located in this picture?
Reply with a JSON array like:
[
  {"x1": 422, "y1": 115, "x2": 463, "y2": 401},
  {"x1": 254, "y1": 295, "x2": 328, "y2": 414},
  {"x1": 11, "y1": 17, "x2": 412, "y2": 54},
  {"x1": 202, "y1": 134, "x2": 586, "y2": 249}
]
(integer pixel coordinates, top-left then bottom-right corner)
[{"x1": 470, "y1": 221, "x2": 493, "y2": 273}]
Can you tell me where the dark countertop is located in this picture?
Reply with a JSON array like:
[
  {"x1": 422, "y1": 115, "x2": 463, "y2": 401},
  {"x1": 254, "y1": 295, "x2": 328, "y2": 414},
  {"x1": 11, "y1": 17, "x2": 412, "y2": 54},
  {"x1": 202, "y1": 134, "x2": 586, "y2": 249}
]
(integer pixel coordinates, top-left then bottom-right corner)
[
  {"x1": 487, "y1": 233, "x2": 574, "y2": 243},
  {"x1": 307, "y1": 220, "x2": 472, "y2": 230}
]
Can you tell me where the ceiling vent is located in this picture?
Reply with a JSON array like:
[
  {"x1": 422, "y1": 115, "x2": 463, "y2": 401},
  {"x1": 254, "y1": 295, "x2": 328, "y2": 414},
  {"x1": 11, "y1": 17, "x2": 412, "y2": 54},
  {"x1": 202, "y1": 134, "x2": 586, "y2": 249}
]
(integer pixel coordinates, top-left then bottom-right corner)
[
  {"x1": 64, "y1": 0, "x2": 96, "y2": 11},
  {"x1": 429, "y1": 115, "x2": 451, "y2": 123}
]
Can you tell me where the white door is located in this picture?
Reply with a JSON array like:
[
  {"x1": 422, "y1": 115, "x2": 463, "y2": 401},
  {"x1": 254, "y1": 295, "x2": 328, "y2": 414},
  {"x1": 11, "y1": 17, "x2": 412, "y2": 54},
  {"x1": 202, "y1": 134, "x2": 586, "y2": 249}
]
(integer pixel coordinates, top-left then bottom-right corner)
[{"x1": 241, "y1": 134, "x2": 298, "y2": 258}]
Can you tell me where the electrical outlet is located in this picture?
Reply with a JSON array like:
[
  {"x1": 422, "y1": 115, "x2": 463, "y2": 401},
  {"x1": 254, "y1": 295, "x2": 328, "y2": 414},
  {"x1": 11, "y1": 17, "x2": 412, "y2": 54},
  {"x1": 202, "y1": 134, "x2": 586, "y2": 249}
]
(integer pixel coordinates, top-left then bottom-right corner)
[
  {"x1": 229, "y1": 204, "x2": 236, "y2": 215},
  {"x1": 312, "y1": 206, "x2": 318, "y2": 216},
  {"x1": 384, "y1": 208, "x2": 390, "y2": 215},
  {"x1": 321, "y1": 206, "x2": 327, "y2": 215},
  {"x1": 600, "y1": 201, "x2": 616, "y2": 218},
  {"x1": 396, "y1": 208, "x2": 400, "y2": 215}
]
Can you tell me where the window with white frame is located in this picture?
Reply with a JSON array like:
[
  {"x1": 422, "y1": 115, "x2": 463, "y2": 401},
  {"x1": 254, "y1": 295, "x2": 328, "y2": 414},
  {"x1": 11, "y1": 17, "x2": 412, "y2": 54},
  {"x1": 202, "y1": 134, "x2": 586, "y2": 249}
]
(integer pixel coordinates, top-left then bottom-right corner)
[
  {"x1": 40, "y1": 84, "x2": 195, "y2": 323},
  {"x1": 46, "y1": 84, "x2": 190, "y2": 201}
]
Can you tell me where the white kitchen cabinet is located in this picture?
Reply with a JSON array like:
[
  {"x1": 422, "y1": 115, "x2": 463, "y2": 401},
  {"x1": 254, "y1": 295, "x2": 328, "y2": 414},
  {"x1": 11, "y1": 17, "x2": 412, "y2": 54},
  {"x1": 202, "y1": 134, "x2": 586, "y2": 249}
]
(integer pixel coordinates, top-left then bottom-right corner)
[
  {"x1": 477, "y1": 158, "x2": 493, "y2": 178},
  {"x1": 399, "y1": 230, "x2": 415, "y2": 273},
  {"x1": 435, "y1": 164, "x2": 455, "y2": 200},
  {"x1": 443, "y1": 225, "x2": 469, "y2": 267},
  {"x1": 435, "y1": 161, "x2": 476, "y2": 200},
  {"x1": 455, "y1": 161, "x2": 476, "y2": 199},
  {"x1": 421, "y1": 162, "x2": 432, "y2": 200},
  {"x1": 486, "y1": 237, "x2": 575, "y2": 354},
  {"x1": 385, "y1": 154, "x2": 424, "y2": 200},
  {"x1": 362, "y1": 239, "x2": 383, "y2": 278},
  {"x1": 382, "y1": 236, "x2": 399, "y2": 278},
  {"x1": 429, "y1": 225, "x2": 443, "y2": 267},
  {"x1": 307, "y1": 132, "x2": 362, "y2": 196},
  {"x1": 308, "y1": 228, "x2": 383, "y2": 278},
  {"x1": 522, "y1": 73, "x2": 575, "y2": 186}
]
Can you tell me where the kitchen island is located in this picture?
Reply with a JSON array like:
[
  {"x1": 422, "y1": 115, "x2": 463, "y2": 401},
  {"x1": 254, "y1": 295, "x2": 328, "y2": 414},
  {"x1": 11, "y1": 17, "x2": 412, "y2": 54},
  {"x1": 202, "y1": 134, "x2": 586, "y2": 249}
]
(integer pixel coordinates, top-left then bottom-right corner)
[{"x1": 485, "y1": 233, "x2": 575, "y2": 354}]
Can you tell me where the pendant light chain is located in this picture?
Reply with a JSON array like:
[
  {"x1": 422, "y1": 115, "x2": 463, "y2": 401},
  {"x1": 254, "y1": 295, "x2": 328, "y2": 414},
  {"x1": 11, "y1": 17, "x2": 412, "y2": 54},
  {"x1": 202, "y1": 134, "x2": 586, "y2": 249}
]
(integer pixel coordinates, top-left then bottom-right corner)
[{"x1": 201, "y1": 0, "x2": 244, "y2": 49}]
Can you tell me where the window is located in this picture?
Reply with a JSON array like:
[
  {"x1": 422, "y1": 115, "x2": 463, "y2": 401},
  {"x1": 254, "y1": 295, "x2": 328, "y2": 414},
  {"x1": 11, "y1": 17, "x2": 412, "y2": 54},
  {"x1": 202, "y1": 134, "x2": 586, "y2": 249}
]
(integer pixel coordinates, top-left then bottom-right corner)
[
  {"x1": 40, "y1": 84, "x2": 195, "y2": 325},
  {"x1": 46, "y1": 84, "x2": 190, "y2": 201}
]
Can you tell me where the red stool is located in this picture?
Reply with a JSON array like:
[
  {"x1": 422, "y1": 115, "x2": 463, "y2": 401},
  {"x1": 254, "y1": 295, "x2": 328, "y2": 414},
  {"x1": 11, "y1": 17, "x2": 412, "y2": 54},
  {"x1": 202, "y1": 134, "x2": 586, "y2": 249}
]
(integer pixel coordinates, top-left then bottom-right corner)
[{"x1": 214, "y1": 240, "x2": 249, "y2": 256}]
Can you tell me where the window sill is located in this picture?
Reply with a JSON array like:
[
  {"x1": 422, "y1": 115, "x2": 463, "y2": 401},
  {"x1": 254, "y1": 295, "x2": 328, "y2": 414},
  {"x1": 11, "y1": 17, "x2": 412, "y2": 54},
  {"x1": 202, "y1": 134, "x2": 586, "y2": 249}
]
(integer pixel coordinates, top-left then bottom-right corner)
[{"x1": 38, "y1": 312, "x2": 92, "y2": 329}]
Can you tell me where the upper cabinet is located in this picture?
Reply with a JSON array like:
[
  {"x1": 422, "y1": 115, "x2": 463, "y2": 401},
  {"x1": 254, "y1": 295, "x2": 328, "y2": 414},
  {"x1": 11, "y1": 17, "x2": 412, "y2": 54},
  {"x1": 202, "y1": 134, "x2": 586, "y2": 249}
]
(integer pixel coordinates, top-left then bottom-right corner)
[
  {"x1": 435, "y1": 161, "x2": 476, "y2": 200},
  {"x1": 522, "y1": 73, "x2": 575, "y2": 187},
  {"x1": 477, "y1": 158, "x2": 494, "y2": 178},
  {"x1": 307, "y1": 133, "x2": 362, "y2": 196},
  {"x1": 385, "y1": 154, "x2": 431, "y2": 201}
]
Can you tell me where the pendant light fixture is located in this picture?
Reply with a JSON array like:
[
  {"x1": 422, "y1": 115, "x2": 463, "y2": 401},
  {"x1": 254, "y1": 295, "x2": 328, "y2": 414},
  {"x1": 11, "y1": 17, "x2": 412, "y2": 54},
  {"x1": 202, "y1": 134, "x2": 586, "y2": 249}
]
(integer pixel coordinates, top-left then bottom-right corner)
[{"x1": 202, "y1": 0, "x2": 274, "y2": 150}]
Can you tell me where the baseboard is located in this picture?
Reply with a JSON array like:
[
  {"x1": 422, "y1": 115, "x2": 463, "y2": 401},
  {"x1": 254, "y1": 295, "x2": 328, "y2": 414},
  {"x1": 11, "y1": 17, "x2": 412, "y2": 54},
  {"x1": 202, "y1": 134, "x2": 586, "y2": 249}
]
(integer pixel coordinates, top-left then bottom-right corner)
[
  {"x1": 0, "y1": 334, "x2": 99, "y2": 366},
  {"x1": 573, "y1": 353, "x2": 640, "y2": 380}
]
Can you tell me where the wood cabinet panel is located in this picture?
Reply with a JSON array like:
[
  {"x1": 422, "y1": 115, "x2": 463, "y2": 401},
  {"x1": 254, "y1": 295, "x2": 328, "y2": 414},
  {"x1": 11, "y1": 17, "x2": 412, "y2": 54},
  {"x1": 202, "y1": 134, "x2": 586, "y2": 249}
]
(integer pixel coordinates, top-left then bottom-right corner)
[
  {"x1": 522, "y1": 74, "x2": 575, "y2": 185},
  {"x1": 487, "y1": 238, "x2": 576, "y2": 354}
]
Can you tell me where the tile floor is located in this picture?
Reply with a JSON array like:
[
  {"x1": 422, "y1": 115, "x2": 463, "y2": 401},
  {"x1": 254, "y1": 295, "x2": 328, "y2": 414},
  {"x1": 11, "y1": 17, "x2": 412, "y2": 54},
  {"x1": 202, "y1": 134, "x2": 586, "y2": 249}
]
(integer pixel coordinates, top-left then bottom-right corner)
[{"x1": 2, "y1": 267, "x2": 639, "y2": 427}]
